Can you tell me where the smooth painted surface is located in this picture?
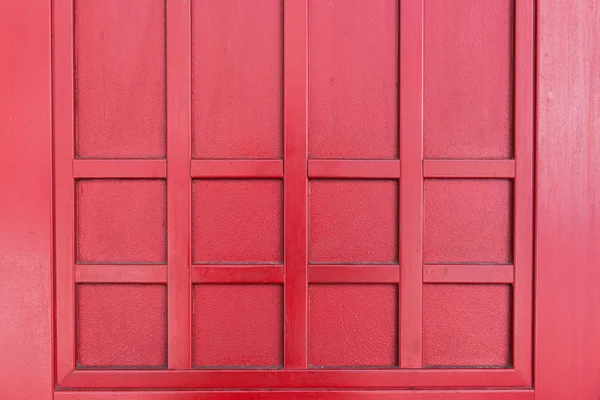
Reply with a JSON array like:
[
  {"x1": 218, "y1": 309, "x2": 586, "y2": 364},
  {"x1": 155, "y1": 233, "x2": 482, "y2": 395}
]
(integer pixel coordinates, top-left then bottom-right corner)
[
  {"x1": 0, "y1": 0, "x2": 53, "y2": 399},
  {"x1": 536, "y1": 0, "x2": 600, "y2": 399}
]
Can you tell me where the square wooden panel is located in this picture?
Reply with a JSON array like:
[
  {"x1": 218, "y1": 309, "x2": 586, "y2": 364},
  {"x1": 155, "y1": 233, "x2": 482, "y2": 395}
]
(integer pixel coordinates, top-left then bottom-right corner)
[
  {"x1": 309, "y1": 0, "x2": 398, "y2": 159},
  {"x1": 193, "y1": 284, "x2": 283, "y2": 368},
  {"x1": 423, "y1": 284, "x2": 512, "y2": 367},
  {"x1": 76, "y1": 284, "x2": 167, "y2": 368},
  {"x1": 309, "y1": 180, "x2": 398, "y2": 263},
  {"x1": 192, "y1": 180, "x2": 283, "y2": 263},
  {"x1": 423, "y1": 179, "x2": 512, "y2": 264},
  {"x1": 192, "y1": 0, "x2": 282, "y2": 159},
  {"x1": 76, "y1": 180, "x2": 167, "y2": 263},
  {"x1": 309, "y1": 284, "x2": 397, "y2": 367},
  {"x1": 423, "y1": 0, "x2": 513, "y2": 159},
  {"x1": 75, "y1": 0, "x2": 166, "y2": 158}
]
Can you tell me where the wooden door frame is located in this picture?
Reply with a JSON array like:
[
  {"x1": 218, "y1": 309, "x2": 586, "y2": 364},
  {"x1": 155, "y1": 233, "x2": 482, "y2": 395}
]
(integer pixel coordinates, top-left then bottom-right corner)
[{"x1": 1, "y1": 0, "x2": 598, "y2": 398}]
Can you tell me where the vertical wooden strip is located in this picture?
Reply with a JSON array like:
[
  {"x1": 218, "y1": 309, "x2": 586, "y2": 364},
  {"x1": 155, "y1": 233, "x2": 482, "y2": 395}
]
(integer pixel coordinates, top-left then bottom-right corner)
[
  {"x1": 513, "y1": 0, "x2": 535, "y2": 384},
  {"x1": 399, "y1": 0, "x2": 424, "y2": 368},
  {"x1": 53, "y1": 0, "x2": 76, "y2": 383},
  {"x1": 1, "y1": 0, "x2": 53, "y2": 397},
  {"x1": 283, "y1": 0, "x2": 308, "y2": 369},
  {"x1": 166, "y1": 0, "x2": 191, "y2": 369},
  {"x1": 536, "y1": 0, "x2": 600, "y2": 398}
]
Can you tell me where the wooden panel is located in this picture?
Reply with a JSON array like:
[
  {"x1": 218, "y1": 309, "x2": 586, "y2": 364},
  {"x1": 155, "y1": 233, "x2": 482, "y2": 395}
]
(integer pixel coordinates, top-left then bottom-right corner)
[
  {"x1": 308, "y1": 284, "x2": 397, "y2": 367},
  {"x1": 423, "y1": 284, "x2": 511, "y2": 367},
  {"x1": 76, "y1": 180, "x2": 167, "y2": 263},
  {"x1": 309, "y1": 180, "x2": 398, "y2": 263},
  {"x1": 192, "y1": 180, "x2": 283, "y2": 263},
  {"x1": 75, "y1": 0, "x2": 166, "y2": 158},
  {"x1": 536, "y1": 0, "x2": 600, "y2": 398},
  {"x1": 191, "y1": 0, "x2": 282, "y2": 159},
  {"x1": 77, "y1": 284, "x2": 167, "y2": 368},
  {"x1": 423, "y1": 0, "x2": 513, "y2": 159},
  {"x1": 308, "y1": 0, "x2": 398, "y2": 159},
  {"x1": 423, "y1": 180, "x2": 512, "y2": 264},
  {"x1": 193, "y1": 285, "x2": 283, "y2": 368}
]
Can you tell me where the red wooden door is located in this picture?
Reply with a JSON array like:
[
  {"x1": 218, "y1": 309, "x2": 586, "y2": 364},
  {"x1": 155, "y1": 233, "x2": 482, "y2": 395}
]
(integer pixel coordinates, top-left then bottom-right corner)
[{"x1": 50, "y1": 0, "x2": 533, "y2": 397}]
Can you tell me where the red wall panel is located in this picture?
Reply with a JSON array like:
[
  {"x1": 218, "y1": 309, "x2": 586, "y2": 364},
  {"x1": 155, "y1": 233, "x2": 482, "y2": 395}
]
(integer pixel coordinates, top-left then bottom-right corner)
[
  {"x1": 193, "y1": 284, "x2": 283, "y2": 368},
  {"x1": 423, "y1": 179, "x2": 512, "y2": 264},
  {"x1": 191, "y1": 0, "x2": 282, "y2": 159},
  {"x1": 423, "y1": 284, "x2": 511, "y2": 367},
  {"x1": 76, "y1": 180, "x2": 167, "y2": 263},
  {"x1": 309, "y1": 0, "x2": 398, "y2": 159},
  {"x1": 309, "y1": 284, "x2": 397, "y2": 367},
  {"x1": 423, "y1": 0, "x2": 513, "y2": 159},
  {"x1": 309, "y1": 180, "x2": 398, "y2": 263},
  {"x1": 75, "y1": 0, "x2": 166, "y2": 158},
  {"x1": 77, "y1": 284, "x2": 167, "y2": 368},
  {"x1": 192, "y1": 180, "x2": 283, "y2": 263}
]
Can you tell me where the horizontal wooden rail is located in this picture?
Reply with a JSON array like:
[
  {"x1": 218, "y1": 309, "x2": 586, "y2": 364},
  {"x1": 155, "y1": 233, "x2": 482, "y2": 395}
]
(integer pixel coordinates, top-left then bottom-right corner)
[
  {"x1": 55, "y1": 390, "x2": 534, "y2": 400},
  {"x1": 73, "y1": 159, "x2": 167, "y2": 178},
  {"x1": 74, "y1": 264, "x2": 285, "y2": 284},
  {"x1": 74, "y1": 263, "x2": 513, "y2": 285},
  {"x1": 308, "y1": 264, "x2": 399, "y2": 283},
  {"x1": 191, "y1": 265, "x2": 284, "y2": 283},
  {"x1": 423, "y1": 160, "x2": 515, "y2": 179},
  {"x1": 423, "y1": 264, "x2": 514, "y2": 284},
  {"x1": 75, "y1": 264, "x2": 168, "y2": 284},
  {"x1": 308, "y1": 159, "x2": 400, "y2": 179},
  {"x1": 59, "y1": 368, "x2": 528, "y2": 389},
  {"x1": 191, "y1": 160, "x2": 283, "y2": 178}
]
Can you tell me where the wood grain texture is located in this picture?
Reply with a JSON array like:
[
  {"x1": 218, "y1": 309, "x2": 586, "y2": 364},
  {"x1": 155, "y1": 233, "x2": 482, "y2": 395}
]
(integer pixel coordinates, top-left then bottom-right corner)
[
  {"x1": 535, "y1": 0, "x2": 600, "y2": 399},
  {"x1": 0, "y1": 0, "x2": 53, "y2": 398}
]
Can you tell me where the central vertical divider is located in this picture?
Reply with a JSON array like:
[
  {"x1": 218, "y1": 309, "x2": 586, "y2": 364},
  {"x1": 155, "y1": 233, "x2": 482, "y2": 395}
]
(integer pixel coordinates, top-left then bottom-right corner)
[
  {"x1": 166, "y1": 0, "x2": 192, "y2": 369},
  {"x1": 399, "y1": 0, "x2": 424, "y2": 368},
  {"x1": 283, "y1": 0, "x2": 309, "y2": 369}
]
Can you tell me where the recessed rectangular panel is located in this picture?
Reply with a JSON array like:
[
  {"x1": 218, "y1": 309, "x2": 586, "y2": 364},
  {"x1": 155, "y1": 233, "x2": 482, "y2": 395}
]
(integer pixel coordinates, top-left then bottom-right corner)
[
  {"x1": 423, "y1": 179, "x2": 512, "y2": 264},
  {"x1": 76, "y1": 180, "x2": 167, "y2": 263},
  {"x1": 309, "y1": 0, "x2": 398, "y2": 159},
  {"x1": 309, "y1": 284, "x2": 397, "y2": 367},
  {"x1": 423, "y1": 284, "x2": 511, "y2": 367},
  {"x1": 424, "y1": 0, "x2": 513, "y2": 159},
  {"x1": 309, "y1": 180, "x2": 398, "y2": 263},
  {"x1": 193, "y1": 284, "x2": 283, "y2": 368},
  {"x1": 192, "y1": 180, "x2": 283, "y2": 263},
  {"x1": 192, "y1": 0, "x2": 282, "y2": 159},
  {"x1": 75, "y1": 0, "x2": 166, "y2": 158},
  {"x1": 76, "y1": 284, "x2": 167, "y2": 368}
]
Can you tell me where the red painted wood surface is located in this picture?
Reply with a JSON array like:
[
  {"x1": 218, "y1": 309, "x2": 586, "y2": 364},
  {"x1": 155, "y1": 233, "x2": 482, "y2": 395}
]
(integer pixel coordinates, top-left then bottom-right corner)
[
  {"x1": 12, "y1": 0, "x2": 600, "y2": 398},
  {"x1": 0, "y1": 1, "x2": 53, "y2": 399},
  {"x1": 54, "y1": 390, "x2": 534, "y2": 400},
  {"x1": 49, "y1": 0, "x2": 534, "y2": 392},
  {"x1": 535, "y1": 0, "x2": 600, "y2": 399}
]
